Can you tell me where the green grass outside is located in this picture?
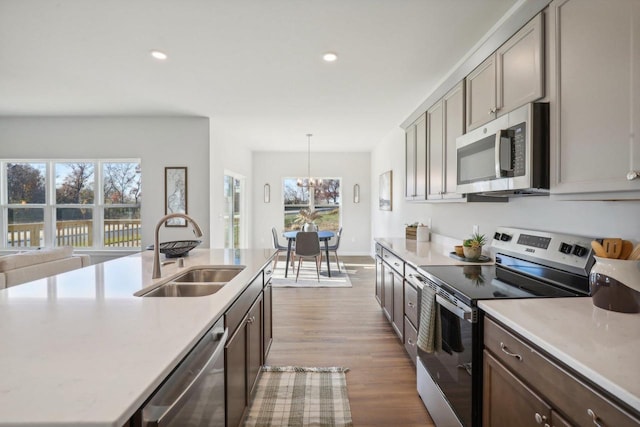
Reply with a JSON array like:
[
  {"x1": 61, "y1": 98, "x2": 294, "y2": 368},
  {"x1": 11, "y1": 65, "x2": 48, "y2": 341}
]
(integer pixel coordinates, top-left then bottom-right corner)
[{"x1": 284, "y1": 208, "x2": 340, "y2": 232}]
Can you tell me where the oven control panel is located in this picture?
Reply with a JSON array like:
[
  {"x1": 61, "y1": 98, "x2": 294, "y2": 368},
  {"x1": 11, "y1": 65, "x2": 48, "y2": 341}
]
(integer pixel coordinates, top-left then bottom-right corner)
[{"x1": 491, "y1": 226, "x2": 597, "y2": 275}]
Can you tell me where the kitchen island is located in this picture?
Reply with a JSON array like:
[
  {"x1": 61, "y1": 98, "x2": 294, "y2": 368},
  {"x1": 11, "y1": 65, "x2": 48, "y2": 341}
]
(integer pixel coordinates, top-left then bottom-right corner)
[{"x1": 0, "y1": 248, "x2": 274, "y2": 427}]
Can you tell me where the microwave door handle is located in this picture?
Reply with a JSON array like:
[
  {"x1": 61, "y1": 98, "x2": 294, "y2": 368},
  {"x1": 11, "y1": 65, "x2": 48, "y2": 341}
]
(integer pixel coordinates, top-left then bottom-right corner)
[
  {"x1": 494, "y1": 130, "x2": 513, "y2": 178},
  {"x1": 494, "y1": 131, "x2": 502, "y2": 178}
]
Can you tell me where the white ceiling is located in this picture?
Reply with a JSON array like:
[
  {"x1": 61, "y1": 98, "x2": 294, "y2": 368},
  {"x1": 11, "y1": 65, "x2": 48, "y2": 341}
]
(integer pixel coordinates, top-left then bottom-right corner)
[{"x1": 0, "y1": 0, "x2": 517, "y2": 152}]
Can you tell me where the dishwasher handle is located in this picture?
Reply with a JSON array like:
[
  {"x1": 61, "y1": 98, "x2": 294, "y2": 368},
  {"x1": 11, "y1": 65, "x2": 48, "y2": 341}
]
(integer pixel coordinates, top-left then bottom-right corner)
[{"x1": 143, "y1": 325, "x2": 228, "y2": 427}]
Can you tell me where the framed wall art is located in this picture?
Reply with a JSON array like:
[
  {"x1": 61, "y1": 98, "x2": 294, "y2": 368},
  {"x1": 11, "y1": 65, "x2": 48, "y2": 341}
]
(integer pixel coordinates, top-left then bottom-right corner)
[
  {"x1": 165, "y1": 166, "x2": 188, "y2": 226},
  {"x1": 379, "y1": 170, "x2": 392, "y2": 211}
]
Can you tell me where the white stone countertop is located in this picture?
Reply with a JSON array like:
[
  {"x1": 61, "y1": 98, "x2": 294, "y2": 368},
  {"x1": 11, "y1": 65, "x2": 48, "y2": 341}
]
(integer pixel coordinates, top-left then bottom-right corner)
[
  {"x1": 0, "y1": 248, "x2": 274, "y2": 427},
  {"x1": 375, "y1": 236, "x2": 494, "y2": 267},
  {"x1": 479, "y1": 298, "x2": 640, "y2": 413}
]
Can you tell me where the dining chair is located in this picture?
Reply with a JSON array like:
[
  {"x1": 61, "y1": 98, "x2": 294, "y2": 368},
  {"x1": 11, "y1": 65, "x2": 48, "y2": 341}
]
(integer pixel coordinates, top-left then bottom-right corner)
[
  {"x1": 271, "y1": 227, "x2": 294, "y2": 271},
  {"x1": 327, "y1": 227, "x2": 343, "y2": 272},
  {"x1": 294, "y1": 231, "x2": 322, "y2": 282}
]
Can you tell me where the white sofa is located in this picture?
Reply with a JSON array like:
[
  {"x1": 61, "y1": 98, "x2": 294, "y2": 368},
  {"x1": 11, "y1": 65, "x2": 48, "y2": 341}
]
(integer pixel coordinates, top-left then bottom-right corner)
[{"x1": 0, "y1": 247, "x2": 91, "y2": 289}]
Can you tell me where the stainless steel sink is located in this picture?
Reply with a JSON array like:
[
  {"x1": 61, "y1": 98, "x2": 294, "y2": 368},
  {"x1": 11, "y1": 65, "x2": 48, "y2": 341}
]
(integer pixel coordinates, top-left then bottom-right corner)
[
  {"x1": 173, "y1": 267, "x2": 244, "y2": 283},
  {"x1": 138, "y1": 266, "x2": 245, "y2": 297},
  {"x1": 142, "y1": 283, "x2": 224, "y2": 297}
]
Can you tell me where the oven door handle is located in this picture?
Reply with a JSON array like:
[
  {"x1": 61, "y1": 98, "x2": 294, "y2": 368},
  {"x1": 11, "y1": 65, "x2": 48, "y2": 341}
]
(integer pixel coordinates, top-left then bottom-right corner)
[{"x1": 436, "y1": 294, "x2": 473, "y2": 323}]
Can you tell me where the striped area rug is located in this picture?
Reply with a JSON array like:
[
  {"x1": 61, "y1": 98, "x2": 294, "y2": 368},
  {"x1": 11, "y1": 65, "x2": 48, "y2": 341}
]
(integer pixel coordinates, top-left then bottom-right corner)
[{"x1": 243, "y1": 366, "x2": 353, "y2": 427}]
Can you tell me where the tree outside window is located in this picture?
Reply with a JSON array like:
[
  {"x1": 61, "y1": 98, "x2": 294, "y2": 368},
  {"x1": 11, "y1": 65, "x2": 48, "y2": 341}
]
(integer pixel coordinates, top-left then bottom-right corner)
[
  {"x1": 103, "y1": 162, "x2": 141, "y2": 247},
  {"x1": 6, "y1": 163, "x2": 46, "y2": 247},
  {"x1": 283, "y1": 178, "x2": 341, "y2": 232},
  {"x1": 2, "y1": 160, "x2": 141, "y2": 249}
]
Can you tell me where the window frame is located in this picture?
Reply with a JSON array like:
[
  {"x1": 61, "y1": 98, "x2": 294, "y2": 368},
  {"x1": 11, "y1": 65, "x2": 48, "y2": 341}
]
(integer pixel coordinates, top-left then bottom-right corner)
[
  {"x1": 1, "y1": 159, "x2": 141, "y2": 250},
  {"x1": 282, "y1": 176, "x2": 342, "y2": 232}
]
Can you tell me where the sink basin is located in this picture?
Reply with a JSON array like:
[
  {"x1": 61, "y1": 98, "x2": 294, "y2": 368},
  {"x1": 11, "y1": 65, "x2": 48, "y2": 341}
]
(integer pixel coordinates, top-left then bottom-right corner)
[
  {"x1": 172, "y1": 267, "x2": 244, "y2": 283},
  {"x1": 142, "y1": 283, "x2": 224, "y2": 297},
  {"x1": 138, "y1": 266, "x2": 245, "y2": 297}
]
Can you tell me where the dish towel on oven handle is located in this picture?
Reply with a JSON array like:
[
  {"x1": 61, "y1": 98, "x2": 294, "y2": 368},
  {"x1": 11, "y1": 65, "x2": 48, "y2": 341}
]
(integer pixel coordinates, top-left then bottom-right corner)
[{"x1": 417, "y1": 284, "x2": 441, "y2": 353}]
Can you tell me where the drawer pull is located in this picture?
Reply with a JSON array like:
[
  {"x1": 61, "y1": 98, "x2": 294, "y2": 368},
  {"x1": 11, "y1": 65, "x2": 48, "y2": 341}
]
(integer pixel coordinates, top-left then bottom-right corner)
[
  {"x1": 407, "y1": 301, "x2": 415, "y2": 308},
  {"x1": 500, "y1": 342, "x2": 522, "y2": 361},
  {"x1": 587, "y1": 409, "x2": 605, "y2": 427},
  {"x1": 407, "y1": 339, "x2": 415, "y2": 347},
  {"x1": 534, "y1": 412, "x2": 547, "y2": 424}
]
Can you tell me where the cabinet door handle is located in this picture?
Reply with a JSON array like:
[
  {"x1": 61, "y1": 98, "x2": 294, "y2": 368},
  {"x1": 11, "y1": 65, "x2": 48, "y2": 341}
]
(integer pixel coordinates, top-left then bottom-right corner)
[
  {"x1": 534, "y1": 413, "x2": 547, "y2": 424},
  {"x1": 407, "y1": 339, "x2": 415, "y2": 346},
  {"x1": 627, "y1": 170, "x2": 640, "y2": 181},
  {"x1": 394, "y1": 262, "x2": 401, "y2": 267},
  {"x1": 500, "y1": 342, "x2": 523, "y2": 361},
  {"x1": 587, "y1": 409, "x2": 605, "y2": 427},
  {"x1": 247, "y1": 316, "x2": 256, "y2": 324},
  {"x1": 407, "y1": 301, "x2": 415, "y2": 308}
]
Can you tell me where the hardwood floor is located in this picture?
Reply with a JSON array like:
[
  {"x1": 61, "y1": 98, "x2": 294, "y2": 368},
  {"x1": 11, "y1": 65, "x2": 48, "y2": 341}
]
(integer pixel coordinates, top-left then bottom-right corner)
[{"x1": 266, "y1": 256, "x2": 434, "y2": 426}]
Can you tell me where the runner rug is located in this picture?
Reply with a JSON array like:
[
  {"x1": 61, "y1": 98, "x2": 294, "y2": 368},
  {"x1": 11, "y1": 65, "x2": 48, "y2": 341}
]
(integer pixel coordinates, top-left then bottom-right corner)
[
  {"x1": 243, "y1": 366, "x2": 353, "y2": 427},
  {"x1": 270, "y1": 262, "x2": 352, "y2": 288}
]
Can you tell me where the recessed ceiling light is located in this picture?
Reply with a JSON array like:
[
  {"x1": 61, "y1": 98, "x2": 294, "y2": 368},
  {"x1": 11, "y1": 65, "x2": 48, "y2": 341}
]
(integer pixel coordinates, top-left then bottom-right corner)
[
  {"x1": 323, "y1": 52, "x2": 338, "y2": 62},
  {"x1": 150, "y1": 50, "x2": 168, "y2": 60}
]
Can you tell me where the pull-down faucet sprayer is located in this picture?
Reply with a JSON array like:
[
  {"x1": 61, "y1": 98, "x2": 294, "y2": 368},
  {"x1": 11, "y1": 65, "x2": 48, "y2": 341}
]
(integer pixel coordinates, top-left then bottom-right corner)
[{"x1": 152, "y1": 213, "x2": 203, "y2": 279}]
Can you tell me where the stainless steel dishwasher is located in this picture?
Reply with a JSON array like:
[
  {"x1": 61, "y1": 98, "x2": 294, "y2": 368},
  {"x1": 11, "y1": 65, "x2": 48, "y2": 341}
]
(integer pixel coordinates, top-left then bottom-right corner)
[{"x1": 140, "y1": 318, "x2": 228, "y2": 427}]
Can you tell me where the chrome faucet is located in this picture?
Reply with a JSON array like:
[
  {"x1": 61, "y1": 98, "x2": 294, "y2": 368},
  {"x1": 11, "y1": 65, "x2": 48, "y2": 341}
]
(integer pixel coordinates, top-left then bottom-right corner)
[{"x1": 152, "y1": 213, "x2": 204, "y2": 279}]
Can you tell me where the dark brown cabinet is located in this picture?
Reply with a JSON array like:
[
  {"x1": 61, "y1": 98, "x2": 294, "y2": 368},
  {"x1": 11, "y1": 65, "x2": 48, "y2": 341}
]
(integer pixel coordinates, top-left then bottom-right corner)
[
  {"x1": 375, "y1": 245, "x2": 383, "y2": 306},
  {"x1": 382, "y1": 263, "x2": 394, "y2": 323},
  {"x1": 403, "y1": 277, "x2": 419, "y2": 366},
  {"x1": 391, "y1": 268, "x2": 404, "y2": 340},
  {"x1": 226, "y1": 294, "x2": 264, "y2": 427},
  {"x1": 483, "y1": 350, "x2": 552, "y2": 427},
  {"x1": 225, "y1": 267, "x2": 273, "y2": 427},
  {"x1": 484, "y1": 317, "x2": 640, "y2": 427},
  {"x1": 263, "y1": 283, "x2": 272, "y2": 359},
  {"x1": 375, "y1": 246, "x2": 406, "y2": 342},
  {"x1": 225, "y1": 316, "x2": 248, "y2": 427},
  {"x1": 247, "y1": 294, "x2": 263, "y2": 398}
]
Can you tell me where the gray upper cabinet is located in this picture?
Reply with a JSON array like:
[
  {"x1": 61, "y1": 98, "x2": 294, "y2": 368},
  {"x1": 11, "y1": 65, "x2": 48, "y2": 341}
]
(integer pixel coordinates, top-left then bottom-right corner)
[
  {"x1": 466, "y1": 13, "x2": 544, "y2": 131},
  {"x1": 427, "y1": 100, "x2": 444, "y2": 199},
  {"x1": 466, "y1": 55, "x2": 497, "y2": 131},
  {"x1": 405, "y1": 113, "x2": 427, "y2": 200},
  {"x1": 496, "y1": 13, "x2": 544, "y2": 115},
  {"x1": 549, "y1": 0, "x2": 640, "y2": 197},
  {"x1": 427, "y1": 81, "x2": 465, "y2": 201}
]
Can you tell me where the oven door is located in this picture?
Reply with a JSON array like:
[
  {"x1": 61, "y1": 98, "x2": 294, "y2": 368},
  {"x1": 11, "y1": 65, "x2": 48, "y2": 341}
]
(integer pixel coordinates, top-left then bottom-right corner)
[{"x1": 418, "y1": 294, "x2": 474, "y2": 427}]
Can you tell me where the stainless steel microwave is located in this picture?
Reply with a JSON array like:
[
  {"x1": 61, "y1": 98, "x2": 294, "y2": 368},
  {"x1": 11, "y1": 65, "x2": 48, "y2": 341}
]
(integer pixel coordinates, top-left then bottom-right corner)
[{"x1": 456, "y1": 102, "x2": 549, "y2": 196}]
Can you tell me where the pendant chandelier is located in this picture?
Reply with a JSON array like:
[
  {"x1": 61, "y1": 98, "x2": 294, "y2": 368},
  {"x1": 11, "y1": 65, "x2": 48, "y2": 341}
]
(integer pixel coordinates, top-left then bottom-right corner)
[{"x1": 297, "y1": 133, "x2": 322, "y2": 188}]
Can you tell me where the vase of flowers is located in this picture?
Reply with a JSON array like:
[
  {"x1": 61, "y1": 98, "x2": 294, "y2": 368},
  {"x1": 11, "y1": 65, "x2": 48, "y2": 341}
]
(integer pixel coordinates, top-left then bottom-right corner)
[
  {"x1": 462, "y1": 232, "x2": 486, "y2": 260},
  {"x1": 294, "y1": 208, "x2": 320, "y2": 231}
]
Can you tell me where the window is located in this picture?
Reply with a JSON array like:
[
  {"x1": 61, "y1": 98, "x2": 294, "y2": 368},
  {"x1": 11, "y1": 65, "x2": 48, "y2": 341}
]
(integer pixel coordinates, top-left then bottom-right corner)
[
  {"x1": 1, "y1": 160, "x2": 141, "y2": 249},
  {"x1": 283, "y1": 178, "x2": 341, "y2": 232}
]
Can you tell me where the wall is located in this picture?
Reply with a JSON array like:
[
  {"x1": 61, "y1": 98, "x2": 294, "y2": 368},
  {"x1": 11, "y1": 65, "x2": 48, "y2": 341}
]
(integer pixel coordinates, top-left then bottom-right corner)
[
  {"x1": 209, "y1": 122, "x2": 254, "y2": 248},
  {"x1": 0, "y1": 116, "x2": 211, "y2": 261},
  {"x1": 251, "y1": 151, "x2": 371, "y2": 255},
  {"x1": 371, "y1": 129, "x2": 640, "y2": 251}
]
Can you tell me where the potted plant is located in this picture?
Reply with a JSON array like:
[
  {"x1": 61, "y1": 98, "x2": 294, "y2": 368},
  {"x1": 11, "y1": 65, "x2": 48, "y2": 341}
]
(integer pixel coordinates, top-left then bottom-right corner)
[
  {"x1": 293, "y1": 208, "x2": 320, "y2": 231},
  {"x1": 462, "y1": 232, "x2": 486, "y2": 260}
]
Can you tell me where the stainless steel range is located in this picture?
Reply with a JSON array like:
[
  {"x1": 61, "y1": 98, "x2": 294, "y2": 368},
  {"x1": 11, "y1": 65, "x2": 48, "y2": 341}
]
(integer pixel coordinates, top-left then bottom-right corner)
[{"x1": 408, "y1": 227, "x2": 596, "y2": 427}]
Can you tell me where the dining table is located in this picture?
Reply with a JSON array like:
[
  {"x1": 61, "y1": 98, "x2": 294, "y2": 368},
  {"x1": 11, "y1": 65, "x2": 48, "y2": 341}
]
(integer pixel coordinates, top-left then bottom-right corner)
[{"x1": 282, "y1": 230, "x2": 335, "y2": 278}]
